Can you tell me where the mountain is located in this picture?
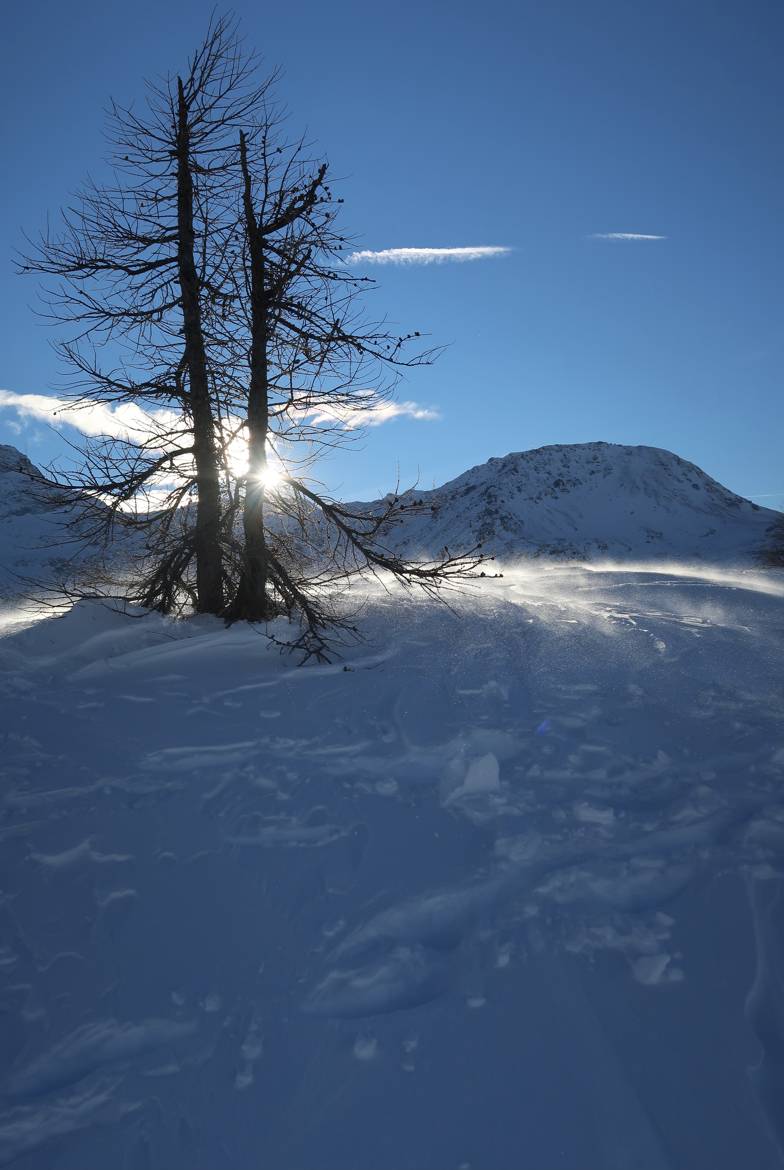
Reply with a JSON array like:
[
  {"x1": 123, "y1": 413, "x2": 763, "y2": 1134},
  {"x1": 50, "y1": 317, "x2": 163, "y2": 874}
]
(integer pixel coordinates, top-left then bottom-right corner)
[
  {"x1": 0, "y1": 442, "x2": 777, "y2": 600},
  {"x1": 0, "y1": 444, "x2": 100, "y2": 595},
  {"x1": 372, "y1": 442, "x2": 777, "y2": 563}
]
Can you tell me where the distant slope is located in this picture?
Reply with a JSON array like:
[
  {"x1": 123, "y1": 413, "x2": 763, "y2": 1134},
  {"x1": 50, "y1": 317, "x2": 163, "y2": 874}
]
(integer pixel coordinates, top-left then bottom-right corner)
[
  {"x1": 368, "y1": 442, "x2": 777, "y2": 563},
  {"x1": 1, "y1": 442, "x2": 778, "y2": 597},
  {"x1": 0, "y1": 444, "x2": 100, "y2": 595}
]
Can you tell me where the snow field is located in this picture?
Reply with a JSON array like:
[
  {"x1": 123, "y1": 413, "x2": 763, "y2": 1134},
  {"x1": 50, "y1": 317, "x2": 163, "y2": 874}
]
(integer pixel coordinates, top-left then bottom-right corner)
[{"x1": 0, "y1": 563, "x2": 783, "y2": 1167}]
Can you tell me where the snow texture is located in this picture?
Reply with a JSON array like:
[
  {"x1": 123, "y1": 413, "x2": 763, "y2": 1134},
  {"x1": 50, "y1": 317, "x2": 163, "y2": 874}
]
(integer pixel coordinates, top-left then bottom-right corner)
[{"x1": 0, "y1": 444, "x2": 783, "y2": 1167}]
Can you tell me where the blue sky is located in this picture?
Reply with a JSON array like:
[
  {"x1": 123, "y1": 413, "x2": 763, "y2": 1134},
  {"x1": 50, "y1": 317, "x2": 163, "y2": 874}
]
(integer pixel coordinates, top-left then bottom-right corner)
[{"x1": 1, "y1": 0, "x2": 782, "y2": 506}]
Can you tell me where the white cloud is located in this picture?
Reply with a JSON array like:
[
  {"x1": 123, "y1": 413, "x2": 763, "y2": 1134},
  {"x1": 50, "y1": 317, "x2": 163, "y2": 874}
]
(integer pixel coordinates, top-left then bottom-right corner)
[
  {"x1": 0, "y1": 390, "x2": 438, "y2": 447},
  {"x1": 345, "y1": 246, "x2": 511, "y2": 266},
  {"x1": 0, "y1": 390, "x2": 180, "y2": 443},
  {"x1": 589, "y1": 233, "x2": 667, "y2": 241},
  {"x1": 304, "y1": 399, "x2": 441, "y2": 430},
  {"x1": 351, "y1": 400, "x2": 440, "y2": 428}
]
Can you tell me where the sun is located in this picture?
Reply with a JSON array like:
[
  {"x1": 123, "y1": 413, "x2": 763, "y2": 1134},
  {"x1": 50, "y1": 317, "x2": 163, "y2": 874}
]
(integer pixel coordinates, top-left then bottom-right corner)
[
  {"x1": 226, "y1": 433, "x2": 284, "y2": 491},
  {"x1": 249, "y1": 462, "x2": 284, "y2": 491}
]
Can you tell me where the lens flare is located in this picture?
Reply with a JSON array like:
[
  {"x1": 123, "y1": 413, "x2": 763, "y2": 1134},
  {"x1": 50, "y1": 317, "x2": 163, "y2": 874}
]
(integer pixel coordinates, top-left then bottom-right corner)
[{"x1": 226, "y1": 434, "x2": 284, "y2": 491}]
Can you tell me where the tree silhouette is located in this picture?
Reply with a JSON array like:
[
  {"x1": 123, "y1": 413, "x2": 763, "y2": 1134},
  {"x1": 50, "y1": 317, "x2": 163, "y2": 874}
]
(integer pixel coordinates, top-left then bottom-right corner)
[{"x1": 20, "y1": 14, "x2": 484, "y2": 656}]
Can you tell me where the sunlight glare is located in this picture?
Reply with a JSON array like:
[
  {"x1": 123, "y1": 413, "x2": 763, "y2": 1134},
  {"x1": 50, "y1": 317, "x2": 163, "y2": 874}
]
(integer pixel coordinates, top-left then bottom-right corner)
[
  {"x1": 226, "y1": 433, "x2": 284, "y2": 491},
  {"x1": 249, "y1": 462, "x2": 284, "y2": 491}
]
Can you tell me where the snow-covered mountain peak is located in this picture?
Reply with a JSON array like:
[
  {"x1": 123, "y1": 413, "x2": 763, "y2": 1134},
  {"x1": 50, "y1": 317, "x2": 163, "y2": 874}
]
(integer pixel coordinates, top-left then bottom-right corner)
[
  {"x1": 381, "y1": 441, "x2": 776, "y2": 563},
  {"x1": 0, "y1": 442, "x2": 39, "y2": 477},
  {"x1": 0, "y1": 445, "x2": 98, "y2": 594},
  {"x1": 0, "y1": 445, "x2": 58, "y2": 516}
]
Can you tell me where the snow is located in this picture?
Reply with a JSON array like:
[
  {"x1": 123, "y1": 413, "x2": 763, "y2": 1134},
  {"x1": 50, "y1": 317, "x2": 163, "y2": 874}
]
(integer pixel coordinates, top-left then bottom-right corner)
[
  {"x1": 0, "y1": 447, "x2": 102, "y2": 598},
  {"x1": 1, "y1": 444, "x2": 784, "y2": 1166},
  {"x1": 2, "y1": 441, "x2": 777, "y2": 607},
  {"x1": 0, "y1": 559, "x2": 783, "y2": 1168},
  {"x1": 371, "y1": 441, "x2": 778, "y2": 562},
  {"x1": 8, "y1": 1018, "x2": 198, "y2": 1100}
]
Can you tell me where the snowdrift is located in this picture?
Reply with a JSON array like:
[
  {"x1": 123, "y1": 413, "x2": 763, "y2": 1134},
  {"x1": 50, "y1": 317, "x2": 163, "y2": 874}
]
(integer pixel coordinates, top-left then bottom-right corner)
[{"x1": 1, "y1": 565, "x2": 784, "y2": 1167}]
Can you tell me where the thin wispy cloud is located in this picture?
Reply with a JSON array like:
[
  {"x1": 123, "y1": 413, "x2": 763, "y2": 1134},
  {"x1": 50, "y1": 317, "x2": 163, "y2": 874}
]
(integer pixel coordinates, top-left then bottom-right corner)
[
  {"x1": 589, "y1": 232, "x2": 667, "y2": 242},
  {"x1": 345, "y1": 246, "x2": 511, "y2": 266},
  {"x1": 304, "y1": 400, "x2": 441, "y2": 430}
]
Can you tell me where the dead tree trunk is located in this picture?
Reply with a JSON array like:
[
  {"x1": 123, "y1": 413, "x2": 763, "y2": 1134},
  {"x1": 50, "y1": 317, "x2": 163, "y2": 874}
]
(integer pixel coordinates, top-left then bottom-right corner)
[
  {"x1": 175, "y1": 77, "x2": 224, "y2": 614},
  {"x1": 229, "y1": 130, "x2": 272, "y2": 620}
]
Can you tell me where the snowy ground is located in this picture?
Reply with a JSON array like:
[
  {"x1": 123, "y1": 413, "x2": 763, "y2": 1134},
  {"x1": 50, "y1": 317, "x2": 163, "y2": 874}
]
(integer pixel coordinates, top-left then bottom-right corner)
[{"x1": 1, "y1": 563, "x2": 784, "y2": 1169}]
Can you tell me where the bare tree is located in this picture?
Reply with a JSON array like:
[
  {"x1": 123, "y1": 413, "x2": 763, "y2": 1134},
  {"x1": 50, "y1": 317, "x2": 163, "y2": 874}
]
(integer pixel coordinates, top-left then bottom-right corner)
[
  {"x1": 215, "y1": 108, "x2": 484, "y2": 650},
  {"x1": 19, "y1": 14, "x2": 271, "y2": 613},
  {"x1": 19, "y1": 15, "x2": 486, "y2": 654}
]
